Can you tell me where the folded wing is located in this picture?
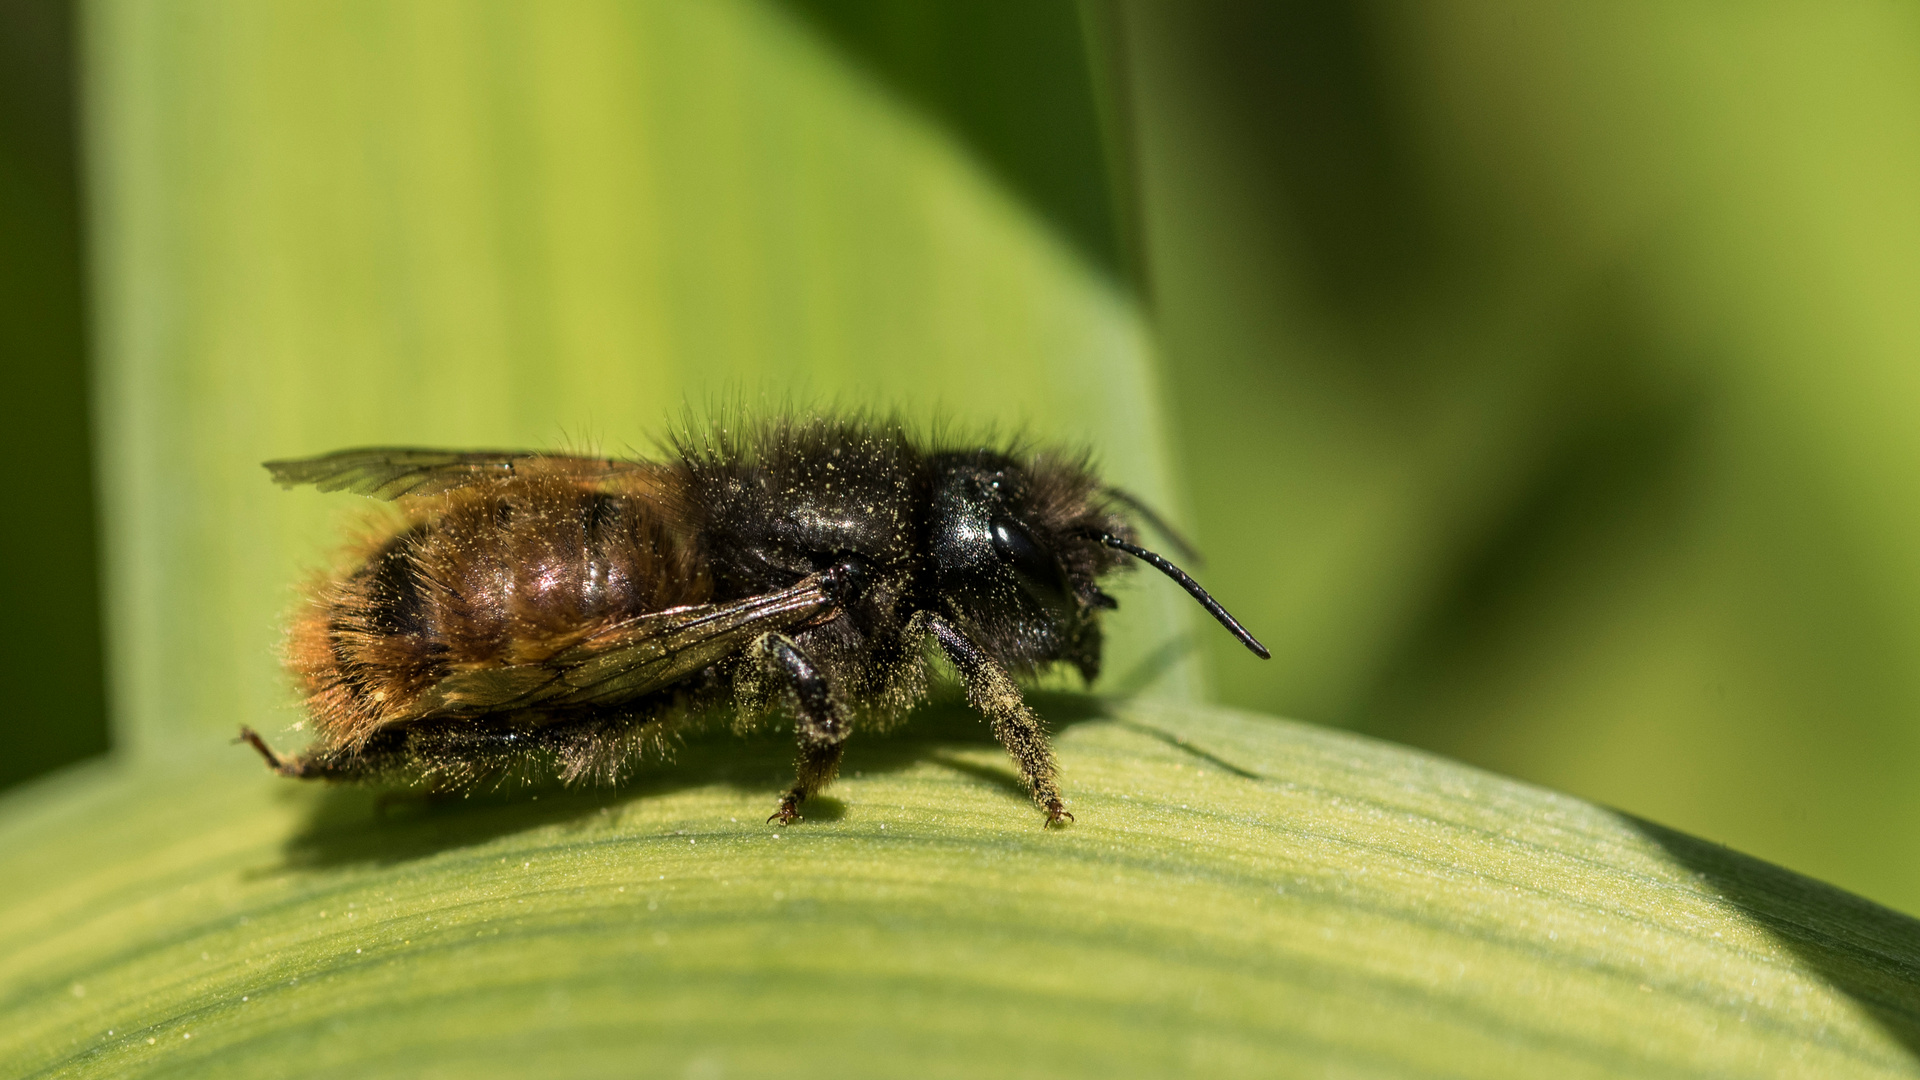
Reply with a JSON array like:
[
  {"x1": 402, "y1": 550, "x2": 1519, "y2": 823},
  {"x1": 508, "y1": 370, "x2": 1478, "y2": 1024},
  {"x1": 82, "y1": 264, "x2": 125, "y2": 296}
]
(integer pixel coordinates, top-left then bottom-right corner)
[
  {"x1": 391, "y1": 572, "x2": 837, "y2": 724},
  {"x1": 264, "y1": 447, "x2": 649, "y2": 500}
]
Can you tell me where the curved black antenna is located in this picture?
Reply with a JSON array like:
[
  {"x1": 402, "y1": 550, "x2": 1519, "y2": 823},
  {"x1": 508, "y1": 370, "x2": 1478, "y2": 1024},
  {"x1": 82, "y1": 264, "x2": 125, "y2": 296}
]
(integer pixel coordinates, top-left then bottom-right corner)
[
  {"x1": 1090, "y1": 533, "x2": 1270, "y2": 659},
  {"x1": 1102, "y1": 488, "x2": 1204, "y2": 566}
]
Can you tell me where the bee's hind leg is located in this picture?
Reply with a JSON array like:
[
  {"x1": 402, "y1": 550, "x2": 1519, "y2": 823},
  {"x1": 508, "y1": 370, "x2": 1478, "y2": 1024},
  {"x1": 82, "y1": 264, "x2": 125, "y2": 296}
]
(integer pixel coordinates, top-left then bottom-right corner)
[
  {"x1": 236, "y1": 726, "x2": 317, "y2": 778},
  {"x1": 755, "y1": 634, "x2": 850, "y2": 826},
  {"x1": 236, "y1": 725, "x2": 361, "y2": 781}
]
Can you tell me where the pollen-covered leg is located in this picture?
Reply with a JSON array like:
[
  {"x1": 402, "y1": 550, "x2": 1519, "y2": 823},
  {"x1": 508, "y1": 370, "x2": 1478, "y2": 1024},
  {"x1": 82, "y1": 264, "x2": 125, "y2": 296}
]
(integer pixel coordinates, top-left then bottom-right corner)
[
  {"x1": 924, "y1": 614, "x2": 1071, "y2": 826},
  {"x1": 755, "y1": 633, "x2": 850, "y2": 825}
]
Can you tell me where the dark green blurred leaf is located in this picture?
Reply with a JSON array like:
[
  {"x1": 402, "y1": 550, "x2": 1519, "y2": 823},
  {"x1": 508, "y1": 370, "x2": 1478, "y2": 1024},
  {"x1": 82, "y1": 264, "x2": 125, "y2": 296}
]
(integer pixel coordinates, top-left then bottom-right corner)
[
  {"x1": 0, "y1": 0, "x2": 108, "y2": 791},
  {"x1": 1126, "y1": 1, "x2": 1920, "y2": 914}
]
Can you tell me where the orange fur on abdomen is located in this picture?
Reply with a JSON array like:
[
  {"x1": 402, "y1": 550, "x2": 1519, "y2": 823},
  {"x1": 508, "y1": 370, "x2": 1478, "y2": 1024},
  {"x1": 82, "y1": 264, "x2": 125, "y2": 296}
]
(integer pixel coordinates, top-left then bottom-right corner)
[{"x1": 286, "y1": 473, "x2": 710, "y2": 750}]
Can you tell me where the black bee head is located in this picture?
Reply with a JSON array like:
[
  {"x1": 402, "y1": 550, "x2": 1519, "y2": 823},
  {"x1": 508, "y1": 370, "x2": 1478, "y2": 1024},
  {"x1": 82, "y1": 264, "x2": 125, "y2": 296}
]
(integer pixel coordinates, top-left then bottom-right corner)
[
  {"x1": 926, "y1": 449, "x2": 1270, "y2": 678},
  {"x1": 925, "y1": 452, "x2": 1122, "y2": 680}
]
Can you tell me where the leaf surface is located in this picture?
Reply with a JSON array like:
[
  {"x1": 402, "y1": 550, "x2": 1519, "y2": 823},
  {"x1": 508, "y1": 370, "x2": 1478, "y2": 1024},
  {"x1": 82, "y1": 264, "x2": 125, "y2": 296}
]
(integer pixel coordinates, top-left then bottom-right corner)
[{"x1": 5, "y1": 698, "x2": 1920, "y2": 1077}]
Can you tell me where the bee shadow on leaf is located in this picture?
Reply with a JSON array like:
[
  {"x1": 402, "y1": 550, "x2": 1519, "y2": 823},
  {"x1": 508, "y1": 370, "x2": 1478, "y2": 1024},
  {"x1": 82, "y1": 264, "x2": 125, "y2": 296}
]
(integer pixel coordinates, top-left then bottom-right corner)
[{"x1": 273, "y1": 690, "x2": 1112, "y2": 870}]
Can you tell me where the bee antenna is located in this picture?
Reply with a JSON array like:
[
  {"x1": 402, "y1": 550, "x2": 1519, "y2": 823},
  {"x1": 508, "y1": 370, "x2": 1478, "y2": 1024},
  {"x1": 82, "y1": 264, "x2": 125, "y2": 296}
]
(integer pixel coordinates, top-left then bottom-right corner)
[
  {"x1": 1088, "y1": 532, "x2": 1270, "y2": 659},
  {"x1": 1102, "y1": 488, "x2": 1204, "y2": 566}
]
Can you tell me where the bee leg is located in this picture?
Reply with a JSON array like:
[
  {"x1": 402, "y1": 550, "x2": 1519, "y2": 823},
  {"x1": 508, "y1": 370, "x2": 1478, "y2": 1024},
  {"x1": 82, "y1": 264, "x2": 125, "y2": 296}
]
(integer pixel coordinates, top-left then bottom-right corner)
[
  {"x1": 923, "y1": 614, "x2": 1072, "y2": 827},
  {"x1": 237, "y1": 725, "x2": 366, "y2": 782},
  {"x1": 756, "y1": 634, "x2": 849, "y2": 825},
  {"x1": 236, "y1": 726, "x2": 316, "y2": 778}
]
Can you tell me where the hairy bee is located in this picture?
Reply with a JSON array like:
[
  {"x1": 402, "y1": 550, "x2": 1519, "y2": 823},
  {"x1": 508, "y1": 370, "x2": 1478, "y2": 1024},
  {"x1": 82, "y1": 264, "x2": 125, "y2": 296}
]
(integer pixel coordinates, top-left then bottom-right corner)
[{"x1": 241, "y1": 415, "x2": 1267, "y2": 826}]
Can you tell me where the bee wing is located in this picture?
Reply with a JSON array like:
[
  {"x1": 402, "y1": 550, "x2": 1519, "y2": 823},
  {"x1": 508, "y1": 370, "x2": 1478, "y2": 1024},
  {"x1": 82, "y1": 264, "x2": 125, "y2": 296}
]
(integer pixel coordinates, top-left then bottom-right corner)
[
  {"x1": 263, "y1": 447, "x2": 647, "y2": 500},
  {"x1": 397, "y1": 574, "x2": 837, "y2": 722}
]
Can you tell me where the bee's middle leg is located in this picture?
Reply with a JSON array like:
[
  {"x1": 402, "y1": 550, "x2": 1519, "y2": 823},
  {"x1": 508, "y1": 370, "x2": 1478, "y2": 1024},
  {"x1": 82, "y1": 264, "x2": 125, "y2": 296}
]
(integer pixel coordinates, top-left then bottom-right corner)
[{"x1": 755, "y1": 633, "x2": 849, "y2": 825}]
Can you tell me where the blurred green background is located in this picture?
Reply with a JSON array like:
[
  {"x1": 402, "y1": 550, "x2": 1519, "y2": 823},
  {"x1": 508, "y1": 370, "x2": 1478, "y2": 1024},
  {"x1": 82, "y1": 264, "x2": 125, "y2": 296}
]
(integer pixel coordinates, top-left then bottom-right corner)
[
  {"x1": 0, "y1": 0, "x2": 107, "y2": 791},
  {"x1": 6, "y1": 0, "x2": 1920, "y2": 920}
]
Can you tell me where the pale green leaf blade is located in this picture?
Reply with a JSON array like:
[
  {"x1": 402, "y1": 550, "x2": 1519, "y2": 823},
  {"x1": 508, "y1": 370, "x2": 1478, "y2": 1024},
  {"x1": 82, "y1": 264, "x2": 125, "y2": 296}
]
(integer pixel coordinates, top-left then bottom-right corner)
[
  {"x1": 4, "y1": 700, "x2": 1919, "y2": 1077},
  {"x1": 82, "y1": 0, "x2": 1196, "y2": 766}
]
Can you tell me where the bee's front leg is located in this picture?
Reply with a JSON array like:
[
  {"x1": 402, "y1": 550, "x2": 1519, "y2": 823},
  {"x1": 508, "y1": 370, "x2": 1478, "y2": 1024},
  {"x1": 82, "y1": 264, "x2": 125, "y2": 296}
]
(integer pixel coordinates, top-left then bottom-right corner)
[
  {"x1": 923, "y1": 614, "x2": 1071, "y2": 827},
  {"x1": 754, "y1": 633, "x2": 849, "y2": 825}
]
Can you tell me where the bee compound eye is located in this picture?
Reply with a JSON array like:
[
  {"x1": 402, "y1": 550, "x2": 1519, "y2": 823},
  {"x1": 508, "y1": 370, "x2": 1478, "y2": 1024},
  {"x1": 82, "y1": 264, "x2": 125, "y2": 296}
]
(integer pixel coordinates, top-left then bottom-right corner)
[{"x1": 991, "y1": 518, "x2": 1064, "y2": 594}]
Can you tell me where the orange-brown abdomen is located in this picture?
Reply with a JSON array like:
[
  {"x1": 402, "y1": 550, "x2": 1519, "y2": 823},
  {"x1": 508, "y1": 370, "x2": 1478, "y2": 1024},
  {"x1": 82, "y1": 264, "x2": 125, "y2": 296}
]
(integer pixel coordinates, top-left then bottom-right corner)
[{"x1": 287, "y1": 473, "x2": 709, "y2": 750}]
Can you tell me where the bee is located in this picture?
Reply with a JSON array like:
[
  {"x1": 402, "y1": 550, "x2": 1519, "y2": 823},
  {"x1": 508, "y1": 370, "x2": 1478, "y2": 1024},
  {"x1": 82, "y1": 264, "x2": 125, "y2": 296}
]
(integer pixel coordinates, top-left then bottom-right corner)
[{"x1": 240, "y1": 415, "x2": 1267, "y2": 826}]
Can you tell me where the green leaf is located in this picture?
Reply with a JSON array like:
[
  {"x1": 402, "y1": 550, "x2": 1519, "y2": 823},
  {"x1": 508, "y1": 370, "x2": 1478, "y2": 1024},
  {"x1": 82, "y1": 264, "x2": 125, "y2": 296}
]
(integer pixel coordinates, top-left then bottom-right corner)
[{"x1": 6, "y1": 698, "x2": 1920, "y2": 1077}]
